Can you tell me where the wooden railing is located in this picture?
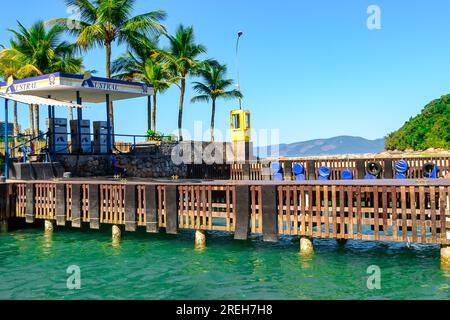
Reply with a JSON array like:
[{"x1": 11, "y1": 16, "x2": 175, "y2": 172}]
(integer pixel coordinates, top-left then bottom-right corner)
[{"x1": 5, "y1": 179, "x2": 450, "y2": 245}]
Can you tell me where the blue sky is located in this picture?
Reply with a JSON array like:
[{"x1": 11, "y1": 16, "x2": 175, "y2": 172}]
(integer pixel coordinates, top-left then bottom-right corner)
[{"x1": 1, "y1": 0, "x2": 450, "y2": 144}]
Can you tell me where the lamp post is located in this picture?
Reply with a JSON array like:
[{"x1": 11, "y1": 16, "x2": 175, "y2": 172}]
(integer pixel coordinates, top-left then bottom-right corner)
[{"x1": 236, "y1": 31, "x2": 244, "y2": 109}]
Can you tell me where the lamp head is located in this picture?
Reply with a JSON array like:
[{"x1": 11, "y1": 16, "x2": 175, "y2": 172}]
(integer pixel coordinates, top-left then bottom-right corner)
[{"x1": 237, "y1": 31, "x2": 243, "y2": 37}]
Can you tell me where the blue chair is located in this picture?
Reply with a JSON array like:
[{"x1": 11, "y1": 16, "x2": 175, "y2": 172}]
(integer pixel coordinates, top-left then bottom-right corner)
[
  {"x1": 318, "y1": 166, "x2": 331, "y2": 181},
  {"x1": 395, "y1": 160, "x2": 409, "y2": 179},
  {"x1": 341, "y1": 169, "x2": 353, "y2": 180}
]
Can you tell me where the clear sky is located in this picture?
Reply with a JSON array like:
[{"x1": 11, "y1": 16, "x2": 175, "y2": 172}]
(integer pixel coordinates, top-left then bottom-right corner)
[{"x1": 1, "y1": 0, "x2": 450, "y2": 145}]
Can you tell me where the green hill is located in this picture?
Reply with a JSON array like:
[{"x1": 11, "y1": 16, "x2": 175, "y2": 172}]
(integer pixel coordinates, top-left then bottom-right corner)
[{"x1": 385, "y1": 95, "x2": 450, "y2": 151}]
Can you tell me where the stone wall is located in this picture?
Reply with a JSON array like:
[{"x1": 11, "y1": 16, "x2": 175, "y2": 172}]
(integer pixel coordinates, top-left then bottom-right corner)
[{"x1": 56, "y1": 142, "x2": 187, "y2": 178}]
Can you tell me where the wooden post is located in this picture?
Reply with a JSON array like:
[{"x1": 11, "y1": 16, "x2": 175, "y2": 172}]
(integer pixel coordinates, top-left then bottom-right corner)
[
  {"x1": 125, "y1": 185, "x2": 137, "y2": 232},
  {"x1": 234, "y1": 185, "x2": 250, "y2": 240},
  {"x1": 0, "y1": 184, "x2": 7, "y2": 233},
  {"x1": 242, "y1": 162, "x2": 251, "y2": 180},
  {"x1": 383, "y1": 159, "x2": 393, "y2": 179},
  {"x1": 71, "y1": 184, "x2": 81, "y2": 228},
  {"x1": 89, "y1": 185, "x2": 100, "y2": 230},
  {"x1": 307, "y1": 160, "x2": 316, "y2": 180},
  {"x1": 356, "y1": 160, "x2": 365, "y2": 180},
  {"x1": 25, "y1": 183, "x2": 35, "y2": 224},
  {"x1": 165, "y1": 185, "x2": 178, "y2": 235},
  {"x1": 261, "y1": 185, "x2": 278, "y2": 242},
  {"x1": 55, "y1": 184, "x2": 66, "y2": 227},
  {"x1": 284, "y1": 161, "x2": 293, "y2": 181},
  {"x1": 145, "y1": 185, "x2": 159, "y2": 233},
  {"x1": 261, "y1": 162, "x2": 272, "y2": 181}
]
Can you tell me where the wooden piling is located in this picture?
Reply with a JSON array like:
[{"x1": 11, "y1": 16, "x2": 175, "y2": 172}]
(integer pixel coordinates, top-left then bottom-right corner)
[
  {"x1": 89, "y1": 184, "x2": 100, "y2": 230},
  {"x1": 284, "y1": 160, "x2": 293, "y2": 181},
  {"x1": 307, "y1": 160, "x2": 316, "y2": 180},
  {"x1": 71, "y1": 184, "x2": 81, "y2": 228},
  {"x1": 145, "y1": 185, "x2": 159, "y2": 233},
  {"x1": 356, "y1": 160, "x2": 365, "y2": 180},
  {"x1": 234, "y1": 185, "x2": 250, "y2": 240},
  {"x1": 261, "y1": 185, "x2": 278, "y2": 242},
  {"x1": 165, "y1": 185, "x2": 178, "y2": 235},
  {"x1": 55, "y1": 184, "x2": 66, "y2": 227},
  {"x1": 125, "y1": 185, "x2": 137, "y2": 232},
  {"x1": 25, "y1": 183, "x2": 35, "y2": 224}
]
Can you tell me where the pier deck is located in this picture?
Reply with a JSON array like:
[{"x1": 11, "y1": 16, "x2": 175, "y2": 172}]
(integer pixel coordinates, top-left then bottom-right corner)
[{"x1": 1, "y1": 178, "x2": 449, "y2": 246}]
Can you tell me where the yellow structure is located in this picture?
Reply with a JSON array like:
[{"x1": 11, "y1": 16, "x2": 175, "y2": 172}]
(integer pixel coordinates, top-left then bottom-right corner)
[{"x1": 230, "y1": 109, "x2": 251, "y2": 142}]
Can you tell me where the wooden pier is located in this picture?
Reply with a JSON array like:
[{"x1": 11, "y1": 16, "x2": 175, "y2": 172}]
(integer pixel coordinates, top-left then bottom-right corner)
[{"x1": 1, "y1": 178, "x2": 449, "y2": 250}]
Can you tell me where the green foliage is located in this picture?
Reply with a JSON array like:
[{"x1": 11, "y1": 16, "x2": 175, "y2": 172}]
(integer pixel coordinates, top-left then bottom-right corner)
[
  {"x1": 385, "y1": 94, "x2": 450, "y2": 151},
  {"x1": 146, "y1": 129, "x2": 164, "y2": 141}
]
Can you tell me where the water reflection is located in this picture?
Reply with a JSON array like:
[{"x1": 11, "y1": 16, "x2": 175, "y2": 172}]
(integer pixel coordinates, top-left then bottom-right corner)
[{"x1": 40, "y1": 232, "x2": 53, "y2": 255}]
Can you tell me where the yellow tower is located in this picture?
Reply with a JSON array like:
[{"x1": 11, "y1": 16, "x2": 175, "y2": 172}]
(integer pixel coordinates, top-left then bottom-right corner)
[{"x1": 230, "y1": 109, "x2": 251, "y2": 142}]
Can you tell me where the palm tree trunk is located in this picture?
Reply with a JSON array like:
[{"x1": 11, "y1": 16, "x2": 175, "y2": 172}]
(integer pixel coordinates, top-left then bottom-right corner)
[
  {"x1": 178, "y1": 78, "x2": 186, "y2": 141},
  {"x1": 34, "y1": 104, "x2": 40, "y2": 138},
  {"x1": 211, "y1": 99, "x2": 216, "y2": 142},
  {"x1": 152, "y1": 93, "x2": 157, "y2": 133},
  {"x1": 147, "y1": 95, "x2": 152, "y2": 131},
  {"x1": 28, "y1": 104, "x2": 35, "y2": 138},
  {"x1": 13, "y1": 101, "x2": 19, "y2": 146},
  {"x1": 69, "y1": 108, "x2": 74, "y2": 121},
  {"x1": 105, "y1": 42, "x2": 115, "y2": 141}
]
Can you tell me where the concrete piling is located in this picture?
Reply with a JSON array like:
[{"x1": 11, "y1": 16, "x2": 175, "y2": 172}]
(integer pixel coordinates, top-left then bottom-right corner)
[
  {"x1": 195, "y1": 230, "x2": 206, "y2": 250},
  {"x1": 300, "y1": 237, "x2": 314, "y2": 256}
]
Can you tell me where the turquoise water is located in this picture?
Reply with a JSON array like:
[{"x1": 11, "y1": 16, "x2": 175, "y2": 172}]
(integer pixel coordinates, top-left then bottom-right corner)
[{"x1": 0, "y1": 226, "x2": 449, "y2": 300}]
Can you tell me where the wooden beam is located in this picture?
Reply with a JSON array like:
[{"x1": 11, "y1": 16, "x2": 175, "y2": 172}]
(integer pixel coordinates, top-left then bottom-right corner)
[
  {"x1": 55, "y1": 184, "x2": 66, "y2": 226},
  {"x1": 25, "y1": 183, "x2": 35, "y2": 224},
  {"x1": 165, "y1": 185, "x2": 178, "y2": 235},
  {"x1": 145, "y1": 185, "x2": 159, "y2": 233},
  {"x1": 89, "y1": 185, "x2": 100, "y2": 230},
  {"x1": 125, "y1": 185, "x2": 137, "y2": 232},
  {"x1": 261, "y1": 185, "x2": 278, "y2": 242},
  {"x1": 234, "y1": 185, "x2": 250, "y2": 240}
]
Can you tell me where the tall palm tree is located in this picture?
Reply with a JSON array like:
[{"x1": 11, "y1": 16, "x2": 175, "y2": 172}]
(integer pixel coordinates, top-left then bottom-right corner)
[
  {"x1": 162, "y1": 25, "x2": 206, "y2": 141},
  {"x1": 112, "y1": 36, "x2": 174, "y2": 132},
  {"x1": 191, "y1": 63, "x2": 243, "y2": 142},
  {"x1": 1, "y1": 20, "x2": 85, "y2": 138},
  {"x1": 48, "y1": 0, "x2": 167, "y2": 133}
]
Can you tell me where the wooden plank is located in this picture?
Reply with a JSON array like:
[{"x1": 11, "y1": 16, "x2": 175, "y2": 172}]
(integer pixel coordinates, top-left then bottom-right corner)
[
  {"x1": 356, "y1": 186, "x2": 362, "y2": 240},
  {"x1": 286, "y1": 186, "x2": 292, "y2": 235},
  {"x1": 373, "y1": 186, "x2": 379, "y2": 241},
  {"x1": 234, "y1": 185, "x2": 250, "y2": 240},
  {"x1": 165, "y1": 185, "x2": 178, "y2": 235},
  {"x1": 382, "y1": 186, "x2": 388, "y2": 235},
  {"x1": 25, "y1": 183, "x2": 35, "y2": 224},
  {"x1": 125, "y1": 185, "x2": 137, "y2": 232},
  {"x1": 315, "y1": 185, "x2": 322, "y2": 237},
  {"x1": 331, "y1": 185, "x2": 337, "y2": 237},
  {"x1": 348, "y1": 186, "x2": 354, "y2": 238},
  {"x1": 293, "y1": 186, "x2": 299, "y2": 236},
  {"x1": 300, "y1": 185, "x2": 306, "y2": 235},
  {"x1": 410, "y1": 186, "x2": 417, "y2": 243},
  {"x1": 419, "y1": 186, "x2": 426, "y2": 243},
  {"x1": 89, "y1": 184, "x2": 100, "y2": 230},
  {"x1": 339, "y1": 185, "x2": 345, "y2": 239},
  {"x1": 401, "y1": 186, "x2": 407, "y2": 242},
  {"x1": 439, "y1": 187, "x2": 446, "y2": 243},
  {"x1": 430, "y1": 186, "x2": 437, "y2": 243},
  {"x1": 55, "y1": 184, "x2": 66, "y2": 226},
  {"x1": 307, "y1": 185, "x2": 313, "y2": 237},
  {"x1": 261, "y1": 185, "x2": 278, "y2": 242},
  {"x1": 392, "y1": 188, "x2": 398, "y2": 241}
]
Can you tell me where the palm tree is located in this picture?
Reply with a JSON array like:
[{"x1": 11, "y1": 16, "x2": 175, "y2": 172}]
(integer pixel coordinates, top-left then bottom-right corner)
[
  {"x1": 1, "y1": 20, "x2": 85, "y2": 138},
  {"x1": 48, "y1": 0, "x2": 167, "y2": 133},
  {"x1": 112, "y1": 36, "x2": 174, "y2": 132},
  {"x1": 191, "y1": 63, "x2": 243, "y2": 142},
  {"x1": 162, "y1": 25, "x2": 206, "y2": 141}
]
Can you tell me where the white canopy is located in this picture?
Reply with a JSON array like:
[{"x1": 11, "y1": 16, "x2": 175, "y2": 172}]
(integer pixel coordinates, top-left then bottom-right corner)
[{"x1": 0, "y1": 92, "x2": 87, "y2": 108}]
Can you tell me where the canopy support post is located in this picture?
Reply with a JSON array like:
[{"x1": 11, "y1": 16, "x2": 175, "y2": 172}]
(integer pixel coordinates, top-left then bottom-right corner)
[
  {"x1": 4, "y1": 99, "x2": 9, "y2": 178},
  {"x1": 106, "y1": 94, "x2": 112, "y2": 154},
  {"x1": 76, "y1": 91, "x2": 82, "y2": 154}
]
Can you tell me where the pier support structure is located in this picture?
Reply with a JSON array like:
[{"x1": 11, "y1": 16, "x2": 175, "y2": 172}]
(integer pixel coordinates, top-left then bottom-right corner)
[
  {"x1": 441, "y1": 246, "x2": 450, "y2": 268},
  {"x1": 112, "y1": 225, "x2": 121, "y2": 242},
  {"x1": 195, "y1": 230, "x2": 206, "y2": 250},
  {"x1": 0, "y1": 219, "x2": 7, "y2": 233},
  {"x1": 44, "y1": 220, "x2": 54, "y2": 233},
  {"x1": 300, "y1": 237, "x2": 314, "y2": 256}
]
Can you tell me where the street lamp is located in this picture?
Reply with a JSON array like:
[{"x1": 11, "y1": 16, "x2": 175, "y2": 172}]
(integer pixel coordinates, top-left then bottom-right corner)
[{"x1": 236, "y1": 31, "x2": 244, "y2": 109}]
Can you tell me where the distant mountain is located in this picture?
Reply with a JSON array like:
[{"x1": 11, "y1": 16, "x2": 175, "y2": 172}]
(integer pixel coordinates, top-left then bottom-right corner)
[{"x1": 256, "y1": 136, "x2": 385, "y2": 157}]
